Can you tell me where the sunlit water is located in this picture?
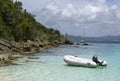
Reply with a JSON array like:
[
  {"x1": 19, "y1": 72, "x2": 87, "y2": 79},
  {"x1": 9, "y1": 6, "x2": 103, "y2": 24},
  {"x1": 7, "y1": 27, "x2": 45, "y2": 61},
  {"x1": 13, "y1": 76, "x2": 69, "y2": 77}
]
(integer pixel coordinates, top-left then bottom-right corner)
[{"x1": 0, "y1": 43, "x2": 120, "y2": 81}]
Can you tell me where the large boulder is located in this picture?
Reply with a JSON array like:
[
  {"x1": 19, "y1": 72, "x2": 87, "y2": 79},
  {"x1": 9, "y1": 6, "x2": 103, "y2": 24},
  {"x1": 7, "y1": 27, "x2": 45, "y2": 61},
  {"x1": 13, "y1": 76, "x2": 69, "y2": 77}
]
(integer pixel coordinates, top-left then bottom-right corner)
[{"x1": 0, "y1": 40, "x2": 12, "y2": 52}]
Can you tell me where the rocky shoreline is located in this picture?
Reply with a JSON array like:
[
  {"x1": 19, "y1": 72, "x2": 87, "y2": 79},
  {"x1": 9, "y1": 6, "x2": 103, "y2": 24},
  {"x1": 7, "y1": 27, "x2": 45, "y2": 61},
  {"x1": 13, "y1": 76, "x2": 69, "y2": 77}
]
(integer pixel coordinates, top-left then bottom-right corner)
[
  {"x1": 0, "y1": 38, "x2": 71, "y2": 66},
  {"x1": 0, "y1": 40, "x2": 56, "y2": 66}
]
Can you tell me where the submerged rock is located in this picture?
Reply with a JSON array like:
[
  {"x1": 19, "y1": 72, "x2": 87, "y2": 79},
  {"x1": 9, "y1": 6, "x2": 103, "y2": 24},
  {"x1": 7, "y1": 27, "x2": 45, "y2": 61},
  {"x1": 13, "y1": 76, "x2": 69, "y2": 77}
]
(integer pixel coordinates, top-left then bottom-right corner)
[
  {"x1": 28, "y1": 56, "x2": 39, "y2": 59},
  {"x1": 0, "y1": 53, "x2": 20, "y2": 66}
]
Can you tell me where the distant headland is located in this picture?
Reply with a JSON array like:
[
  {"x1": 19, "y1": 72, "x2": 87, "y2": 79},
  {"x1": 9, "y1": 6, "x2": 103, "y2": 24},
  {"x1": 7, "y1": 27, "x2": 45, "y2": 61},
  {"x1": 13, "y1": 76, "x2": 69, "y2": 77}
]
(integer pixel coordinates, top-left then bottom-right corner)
[{"x1": 67, "y1": 35, "x2": 120, "y2": 44}]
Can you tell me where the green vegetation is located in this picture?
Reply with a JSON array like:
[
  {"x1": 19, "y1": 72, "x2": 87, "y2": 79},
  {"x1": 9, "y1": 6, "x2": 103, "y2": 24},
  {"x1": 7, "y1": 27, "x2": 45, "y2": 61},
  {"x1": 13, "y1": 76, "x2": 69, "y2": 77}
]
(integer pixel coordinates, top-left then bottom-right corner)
[{"x1": 0, "y1": 0, "x2": 64, "y2": 43}]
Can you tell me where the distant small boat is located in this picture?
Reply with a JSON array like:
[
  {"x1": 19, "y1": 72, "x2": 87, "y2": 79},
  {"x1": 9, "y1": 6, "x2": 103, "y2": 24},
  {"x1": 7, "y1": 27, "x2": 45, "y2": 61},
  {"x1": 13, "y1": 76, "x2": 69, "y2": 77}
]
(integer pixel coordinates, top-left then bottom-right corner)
[
  {"x1": 80, "y1": 40, "x2": 89, "y2": 46},
  {"x1": 82, "y1": 43, "x2": 89, "y2": 45},
  {"x1": 80, "y1": 27, "x2": 89, "y2": 46},
  {"x1": 64, "y1": 55, "x2": 107, "y2": 68}
]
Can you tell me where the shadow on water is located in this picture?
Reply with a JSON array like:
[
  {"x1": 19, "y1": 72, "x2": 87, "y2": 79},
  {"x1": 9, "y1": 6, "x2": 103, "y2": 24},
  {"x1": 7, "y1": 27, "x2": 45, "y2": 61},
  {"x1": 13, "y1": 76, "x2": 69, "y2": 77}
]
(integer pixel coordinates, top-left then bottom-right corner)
[
  {"x1": 41, "y1": 50, "x2": 55, "y2": 53},
  {"x1": 25, "y1": 60, "x2": 47, "y2": 63},
  {"x1": 64, "y1": 64, "x2": 107, "y2": 69},
  {"x1": 64, "y1": 64, "x2": 96, "y2": 69},
  {"x1": 97, "y1": 66, "x2": 107, "y2": 69}
]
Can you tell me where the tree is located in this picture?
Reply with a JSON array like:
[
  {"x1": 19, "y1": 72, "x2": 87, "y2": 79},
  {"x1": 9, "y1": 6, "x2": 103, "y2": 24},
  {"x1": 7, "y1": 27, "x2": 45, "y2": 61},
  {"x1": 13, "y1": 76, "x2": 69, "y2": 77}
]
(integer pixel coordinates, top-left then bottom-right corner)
[{"x1": 0, "y1": 0, "x2": 65, "y2": 44}]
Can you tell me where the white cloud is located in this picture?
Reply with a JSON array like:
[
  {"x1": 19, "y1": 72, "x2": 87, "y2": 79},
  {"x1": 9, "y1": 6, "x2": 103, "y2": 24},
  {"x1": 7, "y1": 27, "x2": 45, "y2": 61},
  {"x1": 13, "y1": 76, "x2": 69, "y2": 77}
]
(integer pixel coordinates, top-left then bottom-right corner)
[
  {"x1": 81, "y1": 4, "x2": 101, "y2": 20},
  {"x1": 98, "y1": 0, "x2": 106, "y2": 4},
  {"x1": 46, "y1": 3, "x2": 60, "y2": 14},
  {"x1": 61, "y1": 3, "x2": 77, "y2": 17},
  {"x1": 35, "y1": 0, "x2": 120, "y2": 36},
  {"x1": 42, "y1": 2, "x2": 115, "y2": 23},
  {"x1": 111, "y1": 5, "x2": 118, "y2": 10}
]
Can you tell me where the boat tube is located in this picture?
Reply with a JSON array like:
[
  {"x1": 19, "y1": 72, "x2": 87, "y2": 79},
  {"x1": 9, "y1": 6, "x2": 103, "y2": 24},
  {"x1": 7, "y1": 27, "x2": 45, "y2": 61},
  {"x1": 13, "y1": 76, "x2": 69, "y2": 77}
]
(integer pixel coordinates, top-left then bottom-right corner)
[{"x1": 64, "y1": 55, "x2": 107, "y2": 68}]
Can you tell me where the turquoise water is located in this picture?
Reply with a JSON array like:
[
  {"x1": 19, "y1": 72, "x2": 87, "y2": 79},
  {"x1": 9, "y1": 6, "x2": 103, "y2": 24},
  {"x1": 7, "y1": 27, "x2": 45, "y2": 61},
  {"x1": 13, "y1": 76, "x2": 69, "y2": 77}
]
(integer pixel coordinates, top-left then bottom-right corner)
[{"x1": 0, "y1": 43, "x2": 120, "y2": 81}]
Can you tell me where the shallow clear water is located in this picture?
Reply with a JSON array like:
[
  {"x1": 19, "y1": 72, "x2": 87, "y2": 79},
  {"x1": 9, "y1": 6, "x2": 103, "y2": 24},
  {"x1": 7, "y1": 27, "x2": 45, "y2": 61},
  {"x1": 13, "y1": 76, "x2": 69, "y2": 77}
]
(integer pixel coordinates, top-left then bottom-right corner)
[{"x1": 0, "y1": 43, "x2": 120, "y2": 81}]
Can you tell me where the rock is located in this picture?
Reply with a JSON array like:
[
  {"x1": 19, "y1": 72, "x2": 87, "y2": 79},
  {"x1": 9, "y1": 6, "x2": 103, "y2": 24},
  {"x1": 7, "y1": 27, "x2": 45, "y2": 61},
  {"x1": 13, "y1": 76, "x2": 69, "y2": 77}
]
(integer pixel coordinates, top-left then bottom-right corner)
[
  {"x1": 0, "y1": 40, "x2": 12, "y2": 52},
  {"x1": 0, "y1": 39, "x2": 11, "y2": 47},
  {"x1": 0, "y1": 53, "x2": 21, "y2": 66},
  {"x1": 0, "y1": 37, "x2": 66, "y2": 55},
  {"x1": 28, "y1": 56, "x2": 39, "y2": 59},
  {"x1": 0, "y1": 44, "x2": 12, "y2": 52},
  {"x1": 8, "y1": 54, "x2": 16, "y2": 60},
  {"x1": 13, "y1": 54, "x2": 23, "y2": 58}
]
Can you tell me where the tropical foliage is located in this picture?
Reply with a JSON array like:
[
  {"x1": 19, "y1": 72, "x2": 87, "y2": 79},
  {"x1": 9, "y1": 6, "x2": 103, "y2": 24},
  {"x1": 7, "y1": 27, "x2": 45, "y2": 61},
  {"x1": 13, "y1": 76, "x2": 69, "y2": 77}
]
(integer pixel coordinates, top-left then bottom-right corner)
[{"x1": 0, "y1": 0, "x2": 64, "y2": 42}]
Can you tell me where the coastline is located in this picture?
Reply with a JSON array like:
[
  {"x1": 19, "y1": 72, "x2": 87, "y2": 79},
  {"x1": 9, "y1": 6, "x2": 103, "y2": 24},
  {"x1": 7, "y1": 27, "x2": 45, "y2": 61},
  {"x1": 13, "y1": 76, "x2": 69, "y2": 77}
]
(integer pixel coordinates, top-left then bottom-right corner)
[{"x1": 0, "y1": 39, "x2": 72, "y2": 66}]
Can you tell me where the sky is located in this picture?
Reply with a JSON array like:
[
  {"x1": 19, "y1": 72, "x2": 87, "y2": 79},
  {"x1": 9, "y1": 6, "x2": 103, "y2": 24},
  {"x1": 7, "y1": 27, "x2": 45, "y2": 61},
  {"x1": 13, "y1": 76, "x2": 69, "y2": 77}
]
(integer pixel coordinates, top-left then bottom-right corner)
[{"x1": 14, "y1": 0, "x2": 120, "y2": 37}]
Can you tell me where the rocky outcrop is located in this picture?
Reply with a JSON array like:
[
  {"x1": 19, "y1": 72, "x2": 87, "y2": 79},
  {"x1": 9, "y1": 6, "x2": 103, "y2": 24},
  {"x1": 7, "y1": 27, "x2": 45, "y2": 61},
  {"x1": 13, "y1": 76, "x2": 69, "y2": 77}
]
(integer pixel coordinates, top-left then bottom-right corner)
[
  {"x1": 0, "y1": 38, "x2": 67, "y2": 54},
  {"x1": 0, "y1": 39, "x2": 51, "y2": 66},
  {"x1": 0, "y1": 40, "x2": 12, "y2": 52},
  {"x1": 0, "y1": 40, "x2": 39, "y2": 54},
  {"x1": 0, "y1": 53, "x2": 17, "y2": 66},
  {"x1": 0, "y1": 37, "x2": 72, "y2": 66}
]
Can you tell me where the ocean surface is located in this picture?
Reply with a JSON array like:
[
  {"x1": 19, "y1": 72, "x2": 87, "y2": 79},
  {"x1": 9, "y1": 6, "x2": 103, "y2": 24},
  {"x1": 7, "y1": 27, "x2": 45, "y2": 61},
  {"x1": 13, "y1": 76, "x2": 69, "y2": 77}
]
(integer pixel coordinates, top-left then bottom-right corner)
[{"x1": 0, "y1": 43, "x2": 120, "y2": 81}]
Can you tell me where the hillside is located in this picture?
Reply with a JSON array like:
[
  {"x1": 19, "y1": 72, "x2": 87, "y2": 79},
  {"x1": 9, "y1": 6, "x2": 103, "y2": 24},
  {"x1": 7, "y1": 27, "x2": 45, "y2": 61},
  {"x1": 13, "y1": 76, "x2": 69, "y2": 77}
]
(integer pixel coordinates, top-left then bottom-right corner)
[
  {"x1": 0, "y1": 0, "x2": 63, "y2": 41},
  {"x1": 67, "y1": 35, "x2": 120, "y2": 43},
  {"x1": 0, "y1": 0, "x2": 70, "y2": 54}
]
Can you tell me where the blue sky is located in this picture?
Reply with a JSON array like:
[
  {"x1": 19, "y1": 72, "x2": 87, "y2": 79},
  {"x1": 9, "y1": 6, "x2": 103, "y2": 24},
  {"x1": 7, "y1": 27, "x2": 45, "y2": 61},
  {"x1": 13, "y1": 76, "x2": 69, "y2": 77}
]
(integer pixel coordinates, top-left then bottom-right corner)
[{"x1": 14, "y1": 0, "x2": 120, "y2": 37}]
